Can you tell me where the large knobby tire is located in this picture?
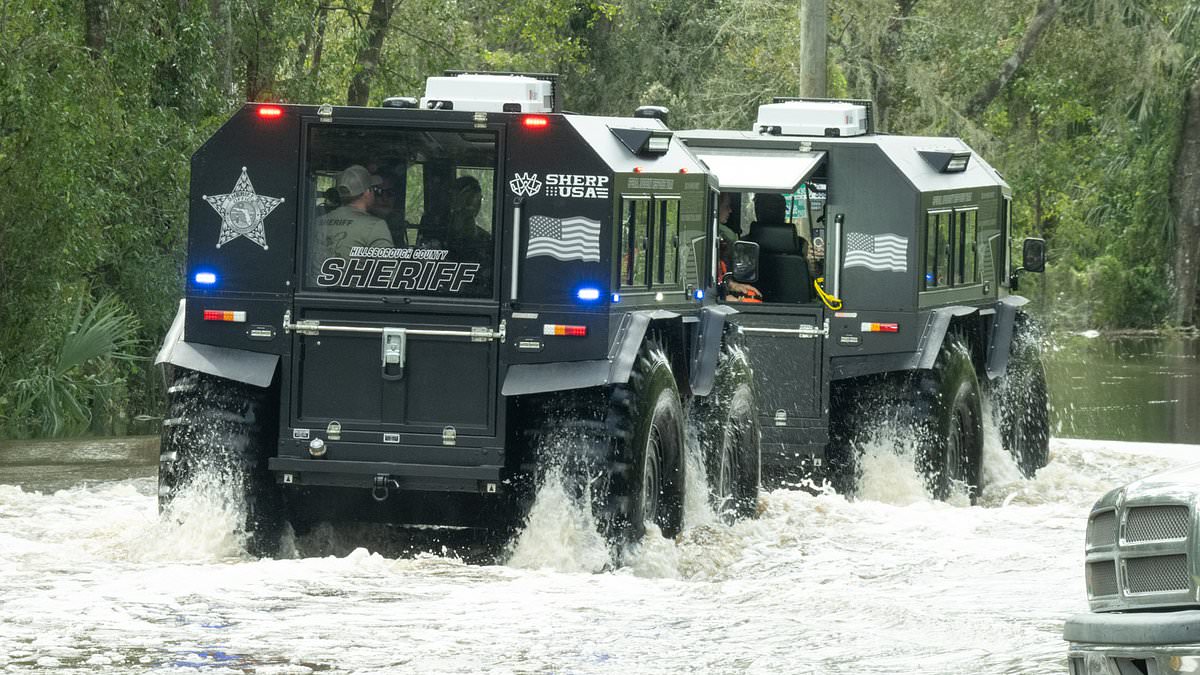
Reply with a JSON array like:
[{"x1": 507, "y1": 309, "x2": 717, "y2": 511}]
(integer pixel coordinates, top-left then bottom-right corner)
[
  {"x1": 914, "y1": 336, "x2": 985, "y2": 501},
  {"x1": 995, "y1": 328, "x2": 1050, "y2": 478},
  {"x1": 692, "y1": 338, "x2": 760, "y2": 523},
  {"x1": 158, "y1": 368, "x2": 283, "y2": 556},
  {"x1": 608, "y1": 338, "x2": 686, "y2": 543},
  {"x1": 825, "y1": 380, "x2": 867, "y2": 498},
  {"x1": 533, "y1": 338, "x2": 685, "y2": 550}
]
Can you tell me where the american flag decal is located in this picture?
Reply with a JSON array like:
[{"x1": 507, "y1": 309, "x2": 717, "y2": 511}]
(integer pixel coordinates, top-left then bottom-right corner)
[
  {"x1": 527, "y1": 215, "x2": 602, "y2": 262},
  {"x1": 845, "y1": 232, "x2": 908, "y2": 272}
]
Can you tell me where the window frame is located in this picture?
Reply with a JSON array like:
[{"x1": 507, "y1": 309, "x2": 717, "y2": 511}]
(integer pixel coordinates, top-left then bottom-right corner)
[
  {"x1": 616, "y1": 193, "x2": 682, "y2": 291},
  {"x1": 923, "y1": 206, "x2": 983, "y2": 291},
  {"x1": 298, "y1": 121, "x2": 503, "y2": 299}
]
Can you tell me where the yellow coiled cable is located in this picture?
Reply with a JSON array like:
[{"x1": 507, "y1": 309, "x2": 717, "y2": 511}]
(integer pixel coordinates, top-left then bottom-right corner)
[{"x1": 814, "y1": 277, "x2": 843, "y2": 311}]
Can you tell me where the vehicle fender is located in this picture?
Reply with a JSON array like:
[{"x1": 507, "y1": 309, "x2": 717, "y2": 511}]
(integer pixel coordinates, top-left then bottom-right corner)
[
  {"x1": 913, "y1": 305, "x2": 979, "y2": 370},
  {"x1": 155, "y1": 300, "x2": 279, "y2": 389},
  {"x1": 688, "y1": 304, "x2": 739, "y2": 397},
  {"x1": 984, "y1": 295, "x2": 1031, "y2": 380},
  {"x1": 607, "y1": 309, "x2": 684, "y2": 386},
  {"x1": 500, "y1": 309, "x2": 681, "y2": 397},
  {"x1": 1064, "y1": 609, "x2": 1200, "y2": 646}
]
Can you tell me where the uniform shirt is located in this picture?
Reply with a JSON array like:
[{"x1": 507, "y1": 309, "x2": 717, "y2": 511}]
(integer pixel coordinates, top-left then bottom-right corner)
[{"x1": 314, "y1": 205, "x2": 393, "y2": 260}]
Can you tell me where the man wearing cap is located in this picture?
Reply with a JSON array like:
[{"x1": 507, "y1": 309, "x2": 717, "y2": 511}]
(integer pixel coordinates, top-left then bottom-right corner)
[{"x1": 314, "y1": 165, "x2": 393, "y2": 261}]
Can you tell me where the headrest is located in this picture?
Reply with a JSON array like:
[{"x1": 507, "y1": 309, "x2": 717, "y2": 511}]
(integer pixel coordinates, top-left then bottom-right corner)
[{"x1": 748, "y1": 222, "x2": 799, "y2": 254}]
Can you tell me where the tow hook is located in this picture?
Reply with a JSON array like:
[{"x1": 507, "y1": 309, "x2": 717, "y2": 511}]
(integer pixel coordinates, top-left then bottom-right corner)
[{"x1": 372, "y1": 474, "x2": 398, "y2": 502}]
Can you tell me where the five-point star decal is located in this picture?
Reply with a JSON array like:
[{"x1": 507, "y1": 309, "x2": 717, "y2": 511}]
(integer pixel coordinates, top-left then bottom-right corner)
[{"x1": 203, "y1": 167, "x2": 284, "y2": 250}]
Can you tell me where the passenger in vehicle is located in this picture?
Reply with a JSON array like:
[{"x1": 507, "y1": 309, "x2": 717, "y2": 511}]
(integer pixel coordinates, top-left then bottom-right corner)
[
  {"x1": 368, "y1": 171, "x2": 409, "y2": 247},
  {"x1": 313, "y1": 165, "x2": 393, "y2": 260},
  {"x1": 421, "y1": 176, "x2": 492, "y2": 258},
  {"x1": 717, "y1": 192, "x2": 762, "y2": 302}
]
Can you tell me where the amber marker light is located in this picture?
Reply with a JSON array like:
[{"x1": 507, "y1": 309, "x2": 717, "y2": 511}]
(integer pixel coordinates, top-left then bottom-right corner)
[
  {"x1": 543, "y1": 324, "x2": 587, "y2": 337},
  {"x1": 204, "y1": 310, "x2": 247, "y2": 323},
  {"x1": 861, "y1": 322, "x2": 899, "y2": 333}
]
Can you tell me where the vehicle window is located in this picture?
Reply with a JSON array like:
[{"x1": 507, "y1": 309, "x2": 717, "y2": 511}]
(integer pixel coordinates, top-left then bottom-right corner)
[
  {"x1": 303, "y1": 126, "x2": 498, "y2": 298},
  {"x1": 655, "y1": 198, "x2": 680, "y2": 285},
  {"x1": 958, "y1": 209, "x2": 978, "y2": 285},
  {"x1": 620, "y1": 197, "x2": 651, "y2": 288},
  {"x1": 925, "y1": 211, "x2": 951, "y2": 289}
]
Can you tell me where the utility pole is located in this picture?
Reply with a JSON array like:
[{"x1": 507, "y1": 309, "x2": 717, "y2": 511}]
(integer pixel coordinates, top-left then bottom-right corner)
[{"x1": 799, "y1": 0, "x2": 827, "y2": 97}]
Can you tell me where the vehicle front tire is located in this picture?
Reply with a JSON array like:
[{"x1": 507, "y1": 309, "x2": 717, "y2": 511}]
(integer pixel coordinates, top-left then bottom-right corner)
[{"x1": 995, "y1": 326, "x2": 1051, "y2": 478}]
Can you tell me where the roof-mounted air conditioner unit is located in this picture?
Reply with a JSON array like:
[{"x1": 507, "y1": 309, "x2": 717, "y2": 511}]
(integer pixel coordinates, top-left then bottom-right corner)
[
  {"x1": 420, "y1": 73, "x2": 555, "y2": 114},
  {"x1": 755, "y1": 99, "x2": 871, "y2": 138}
]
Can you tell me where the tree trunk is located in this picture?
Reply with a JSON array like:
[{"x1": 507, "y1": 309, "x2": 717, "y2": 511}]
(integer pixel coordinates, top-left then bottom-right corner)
[
  {"x1": 798, "y1": 0, "x2": 827, "y2": 98},
  {"x1": 210, "y1": 0, "x2": 233, "y2": 97},
  {"x1": 1172, "y1": 75, "x2": 1200, "y2": 327},
  {"x1": 309, "y1": 4, "x2": 328, "y2": 81},
  {"x1": 346, "y1": 0, "x2": 396, "y2": 107},
  {"x1": 873, "y1": 0, "x2": 918, "y2": 133},
  {"x1": 966, "y1": 0, "x2": 1060, "y2": 118},
  {"x1": 83, "y1": 0, "x2": 107, "y2": 58},
  {"x1": 245, "y1": 1, "x2": 277, "y2": 102}
]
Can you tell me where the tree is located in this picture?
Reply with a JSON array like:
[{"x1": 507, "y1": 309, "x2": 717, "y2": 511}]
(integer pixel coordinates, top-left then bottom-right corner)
[
  {"x1": 799, "y1": 0, "x2": 828, "y2": 97},
  {"x1": 966, "y1": 0, "x2": 1061, "y2": 118},
  {"x1": 1172, "y1": 74, "x2": 1200, "y2": 326},
  {"x1": 347, "y1": 0, "x2": 397, "y2": 106}
]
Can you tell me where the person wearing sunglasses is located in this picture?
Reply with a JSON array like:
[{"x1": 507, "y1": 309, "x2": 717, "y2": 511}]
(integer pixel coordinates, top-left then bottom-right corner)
[
  {"x1": 368, "y1": 173, "x2": 409, "y2": 247},
  {"x1": 313, "y1": 164, "x2": 394, "y2": 261}
]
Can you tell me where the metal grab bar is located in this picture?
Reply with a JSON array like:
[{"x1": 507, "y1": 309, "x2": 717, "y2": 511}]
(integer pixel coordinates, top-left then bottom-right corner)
[{"x1": 282, "y1": 312, "x2": 506, "y2": 342}]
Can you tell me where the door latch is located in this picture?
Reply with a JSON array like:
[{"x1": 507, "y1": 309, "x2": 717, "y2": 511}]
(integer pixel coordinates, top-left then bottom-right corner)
[{"x1": 382, "y1": 327, "x2": 407, "y2": 380}]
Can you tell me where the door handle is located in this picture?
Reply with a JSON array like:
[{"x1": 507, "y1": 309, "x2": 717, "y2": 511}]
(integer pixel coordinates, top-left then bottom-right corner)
[{"x1": 382, "y1": 328, "x2": 406, "y2": 381}]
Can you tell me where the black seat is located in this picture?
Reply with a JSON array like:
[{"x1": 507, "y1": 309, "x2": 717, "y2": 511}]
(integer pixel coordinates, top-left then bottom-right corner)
[{"x1": 747, "y1": 222, "x2": 812, "y2": 303}]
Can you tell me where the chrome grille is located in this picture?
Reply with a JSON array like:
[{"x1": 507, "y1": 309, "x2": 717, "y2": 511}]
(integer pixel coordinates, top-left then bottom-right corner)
[
  {"x1": 1087, "y1": 561, "x2": 1118, "y2": 597},
  {"x1": 1125, "y1": 505, "x2": 1190, "y2": 543},
  {"x1": 1088, "y1": 510, "x2": 1116, "y2": 548},
  {"x1": 1125, "y1": 555, "x2": 1190, "y2": 594}
]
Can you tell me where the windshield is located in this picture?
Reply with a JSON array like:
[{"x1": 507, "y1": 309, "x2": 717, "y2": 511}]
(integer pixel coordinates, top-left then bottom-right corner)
[{"x1": 303, "y1": 125, "x2": 499, "y2": 298}]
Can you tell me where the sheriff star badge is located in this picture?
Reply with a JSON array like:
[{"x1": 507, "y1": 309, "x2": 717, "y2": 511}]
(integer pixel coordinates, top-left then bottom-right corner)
[{"x1": 203, "y1": 167, "x2": 284, "y2": 250}]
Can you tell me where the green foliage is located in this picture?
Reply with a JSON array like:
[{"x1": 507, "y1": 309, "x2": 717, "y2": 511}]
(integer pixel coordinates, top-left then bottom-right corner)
[
  {"x1": 1, "y1": 0, "x2": 1197, "y2": 437},
  {"x1": 1, "y1": 294, "x2": 141, "y2": 438}
]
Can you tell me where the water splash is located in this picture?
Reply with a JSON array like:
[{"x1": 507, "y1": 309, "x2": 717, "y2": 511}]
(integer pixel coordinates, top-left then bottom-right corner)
[{"x1": 504, "y1": 467, "x2": 611, "y2": 574}]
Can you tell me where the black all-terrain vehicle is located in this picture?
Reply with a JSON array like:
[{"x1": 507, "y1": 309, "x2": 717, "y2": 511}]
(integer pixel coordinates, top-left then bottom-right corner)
[{"x1": 157, "y1": 72, "x2": 1048, "y2": 555}]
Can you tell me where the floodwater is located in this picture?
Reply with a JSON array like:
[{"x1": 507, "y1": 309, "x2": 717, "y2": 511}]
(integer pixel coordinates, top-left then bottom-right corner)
[
  {"x1": 1046, "y1": 333, "x2": 1200, "y2": 444},
  {"x1": 3, "y1": 432, "x2": 1196, "y2": 674}
]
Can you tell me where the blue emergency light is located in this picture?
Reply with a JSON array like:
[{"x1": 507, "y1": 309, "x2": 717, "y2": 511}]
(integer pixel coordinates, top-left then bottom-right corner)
[
  {"x1": 577, "y1": 287, "x2": 601, "y2": 302},
  {"x1": 194, "y1": 271, "x2": 218, "y2": 286}
]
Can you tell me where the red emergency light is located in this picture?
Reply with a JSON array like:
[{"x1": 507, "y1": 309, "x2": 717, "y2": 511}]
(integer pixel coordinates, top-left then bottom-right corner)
[
  {"x1": 522, "y1": 115, "x2": 549, "y2": 129},
  {"x1": 257, "y1": 106, "x2": 284, "y2": 119}
]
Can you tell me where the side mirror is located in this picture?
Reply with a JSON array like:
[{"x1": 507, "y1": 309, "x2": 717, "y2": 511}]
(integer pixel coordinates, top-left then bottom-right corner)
[
  {"x1": 1022, "y1": 237, "x2": 1046, "y2": 273},
  {"x1": 731, "y1": 240, "x2": 760, "y2": 283}
]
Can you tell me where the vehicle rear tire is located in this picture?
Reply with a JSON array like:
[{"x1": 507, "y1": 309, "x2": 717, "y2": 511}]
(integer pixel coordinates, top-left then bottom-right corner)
[
  {"x1": 158, "y1": 367, "x2": 283, "y2": 556},
  {"x1": 995, "y1": 327, "x2": 1050, "y2": 478},
  {"x1": 691, "y1": 336, "x2": 760, "y2": 522},
  {"x1": 912, "y1": 335, "x2": 984, "y2": 502},
  {"x1": 533, "y1": 338, "x2": 685, "y2": 550},
  {"x1": 606, "y1": 337, "x2": 686, "y2": 543}
]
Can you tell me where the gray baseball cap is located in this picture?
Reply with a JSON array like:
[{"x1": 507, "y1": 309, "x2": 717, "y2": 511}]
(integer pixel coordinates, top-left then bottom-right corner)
[{"x1": 336, "y1": 165, "x2": 383, "y2": 199}]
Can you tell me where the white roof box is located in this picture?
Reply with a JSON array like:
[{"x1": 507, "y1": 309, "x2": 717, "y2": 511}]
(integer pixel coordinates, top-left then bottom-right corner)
[
  {"x1": 421, "y1": 73, "x2": 554, "y2": 113},
  {"x1": 755, "y1": 100, "x2": 870, "y2": 137}
]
